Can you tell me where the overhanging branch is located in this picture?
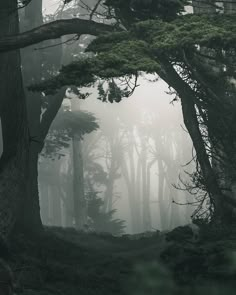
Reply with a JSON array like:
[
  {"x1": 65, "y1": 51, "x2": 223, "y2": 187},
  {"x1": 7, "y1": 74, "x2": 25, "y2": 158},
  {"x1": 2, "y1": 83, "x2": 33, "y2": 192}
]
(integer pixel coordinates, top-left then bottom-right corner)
[{"x1": 0, "y1": 18, "x2": 119, "y2": 53}]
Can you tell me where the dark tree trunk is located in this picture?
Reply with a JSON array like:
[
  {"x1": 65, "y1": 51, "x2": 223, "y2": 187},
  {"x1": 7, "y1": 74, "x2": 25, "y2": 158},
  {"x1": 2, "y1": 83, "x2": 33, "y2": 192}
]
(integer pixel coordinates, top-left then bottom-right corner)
[
  {"x1": 21, "y1": 143, "x2": 43, "y2": 232},
  {"x1": 0, "y1": 0, "x2": 29, "y2": 238},
  {"x1": 158, "y1": 59, "x2": 233, "y2": 222},
  {"x1": 19, "y1": 0, "x2": 43, "y2": 233}
]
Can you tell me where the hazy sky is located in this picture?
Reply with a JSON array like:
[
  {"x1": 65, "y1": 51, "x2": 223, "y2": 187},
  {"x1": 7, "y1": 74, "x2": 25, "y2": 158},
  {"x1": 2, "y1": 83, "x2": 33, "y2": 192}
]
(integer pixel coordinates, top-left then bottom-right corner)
[
  {"x1": 0, "y1": 0, "x2": 193, "y2": 232},
  {"x1": 43, "y1": 0, "x2": 59, "y2": 14}
]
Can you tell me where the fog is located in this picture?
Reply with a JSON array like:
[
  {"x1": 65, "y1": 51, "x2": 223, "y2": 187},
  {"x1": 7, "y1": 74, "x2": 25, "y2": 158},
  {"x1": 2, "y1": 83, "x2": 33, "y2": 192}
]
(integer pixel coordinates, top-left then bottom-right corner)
[
  {"x1": 38, "y1": 76, "x2": 195, "y2": 234},
  {"x1": 2, "y1": 2, "x2": 236, "y2": 295},
  {"x1": 0, "y1": 0, "x2": 196, "y2": 235}
]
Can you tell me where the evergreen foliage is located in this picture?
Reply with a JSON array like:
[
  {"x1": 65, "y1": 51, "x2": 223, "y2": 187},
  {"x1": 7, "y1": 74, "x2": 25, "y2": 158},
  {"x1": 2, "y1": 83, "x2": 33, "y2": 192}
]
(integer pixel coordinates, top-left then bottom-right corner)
[
  {"x1": 104, "y1": 0, "x2": 189, "y2": 22},
  {"x1": 43, "y1": 110, "x2": 99, "y2": 159},
  {"x1": 31, "y1": 14, "x2": 236, "y2": 97},
  {"x1": 87, "y1": 192, "x2": 126, "y2": 235},
  {"x1": 28, "y1": 1, "x2": 236, "y2": 220}
]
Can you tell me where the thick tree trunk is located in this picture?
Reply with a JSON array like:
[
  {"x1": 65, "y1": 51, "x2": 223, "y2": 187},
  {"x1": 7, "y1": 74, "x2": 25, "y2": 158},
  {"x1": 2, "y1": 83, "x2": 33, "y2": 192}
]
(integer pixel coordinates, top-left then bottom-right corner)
[
  {"x1": 0, "y1": 0, "x2": 29, "y2": 238},
  {"x1": 20, "y1": 0, "x2": 67, "y2": 232},
  {"x1": 19, "y1": 0, "x2": 43, "y2": 233},
  {"x1": 20, "y1": 143, "x2": 43, "y2": 232}
]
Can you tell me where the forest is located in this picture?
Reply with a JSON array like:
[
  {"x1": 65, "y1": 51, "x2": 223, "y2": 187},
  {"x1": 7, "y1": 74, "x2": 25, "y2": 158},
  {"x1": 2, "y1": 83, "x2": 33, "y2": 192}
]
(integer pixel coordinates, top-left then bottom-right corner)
[{"x1": 1, "y1": 0, "x2": 236, "y2": 294}]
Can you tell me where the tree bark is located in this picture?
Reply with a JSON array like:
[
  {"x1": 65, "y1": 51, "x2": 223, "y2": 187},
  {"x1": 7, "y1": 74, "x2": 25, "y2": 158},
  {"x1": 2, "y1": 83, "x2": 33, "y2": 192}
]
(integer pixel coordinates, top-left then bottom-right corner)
[
  {"x1": 20, "y1": 0, "x2": 44, "y2": 233},
  {"x1": 0, "y1": 0, "x2": 29, "y2": 238},
  {"x1": 0, "y1": 18, "x2": 118, "y2": 53},
  {"x1": 158, "y1": 59, "x2": 233, "y2": 221}
]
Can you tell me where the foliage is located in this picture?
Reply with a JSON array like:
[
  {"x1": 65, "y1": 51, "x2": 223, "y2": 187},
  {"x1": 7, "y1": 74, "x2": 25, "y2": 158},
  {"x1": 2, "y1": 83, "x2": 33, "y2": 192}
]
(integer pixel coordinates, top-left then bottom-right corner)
[
  {"x1": 104, "y1": 0, "x2": 190, "y2": 23},
  {"x1": 97, "y1": 80, "x2": 130, "y2": 102},
  {"x1": 7, "y1": 225, "x2": 236, "y2": 295},
  {"x1": 30, "y1": 0, "x2": 236, "y2": 221},
  {"x1": 133, "y1": 14, "x2": 236, "y2": 53},
  {"x1": 43, "y1": 110, "x2": 99, "y2": 159},
  {"x1": 31, "y1": 14, "x2": 236, "y2": 97},
  {"x1": 87, "y1": 192, "x2": 126, "y2": 235},
  {"x1": 30, "y1": 36, "x2": 158, "y2": 96}
]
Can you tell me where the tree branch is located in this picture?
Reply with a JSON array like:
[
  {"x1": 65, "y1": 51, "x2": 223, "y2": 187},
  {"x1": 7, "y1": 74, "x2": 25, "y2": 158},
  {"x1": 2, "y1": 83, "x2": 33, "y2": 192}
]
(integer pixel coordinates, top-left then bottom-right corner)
[
  {"x1": 0, "y1": 18, "x2": 118, "y2": 53},
  {"x1": 39, "y1": 87, "x2": 67, "y2": 148},
  {"x1": 158, "y1": 58, "x2": 225, "y2": 211}
]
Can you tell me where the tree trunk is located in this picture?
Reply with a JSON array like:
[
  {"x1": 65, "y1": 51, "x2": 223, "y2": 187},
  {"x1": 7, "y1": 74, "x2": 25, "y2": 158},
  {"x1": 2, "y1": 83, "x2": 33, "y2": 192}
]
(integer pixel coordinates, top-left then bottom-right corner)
[
  {"x1": 103, "y1": 145, "x2": 116, "y2": 213},
  {"x1": 72, "y1": 135, "x2": 87, "y2": 229},
  {"x1": 0, "y1": 0, "x2": 29, "y2": 238},
  {"x1": 52, "y1": 186, "x2": 62, "y2": 226},
  {"x1": 19, "y1": 0, "x2": 43, "y2": 233},
  {"x1": 158, "y1": 59, "x2": 232, "y2": 222},
  {"x1": 141, "y1": 141, "x2": 152, "y2": 231},
  {"x1": 39, "y1": 182, "x2": 50, "y2": 225},
  {"x1": 157, "y1": 159, "x2": 167, "y2": 230}
]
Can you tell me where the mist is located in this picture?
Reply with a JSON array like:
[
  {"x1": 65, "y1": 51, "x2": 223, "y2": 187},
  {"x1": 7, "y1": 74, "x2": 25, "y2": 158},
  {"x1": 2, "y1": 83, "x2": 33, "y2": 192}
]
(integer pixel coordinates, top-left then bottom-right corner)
[
  {"x1": 1, "y1": 1, "x2": 235, "y2": 295},
  {"x1": 38, "y1": 76, "x2": 195, "y2": 234}
]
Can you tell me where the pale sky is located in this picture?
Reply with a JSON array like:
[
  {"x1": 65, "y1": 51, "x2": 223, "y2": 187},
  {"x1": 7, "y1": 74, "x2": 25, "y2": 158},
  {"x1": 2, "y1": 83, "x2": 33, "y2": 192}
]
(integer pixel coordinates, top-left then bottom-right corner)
[{"x1": 43, "y1": 0, "x2": 60, "y2": 14}]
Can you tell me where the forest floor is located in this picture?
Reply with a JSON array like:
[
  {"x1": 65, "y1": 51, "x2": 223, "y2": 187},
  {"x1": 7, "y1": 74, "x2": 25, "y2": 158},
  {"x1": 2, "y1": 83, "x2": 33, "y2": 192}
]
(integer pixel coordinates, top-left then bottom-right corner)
[{"x1": 6, "y1": 225, "x2": 236, "y2": 295}]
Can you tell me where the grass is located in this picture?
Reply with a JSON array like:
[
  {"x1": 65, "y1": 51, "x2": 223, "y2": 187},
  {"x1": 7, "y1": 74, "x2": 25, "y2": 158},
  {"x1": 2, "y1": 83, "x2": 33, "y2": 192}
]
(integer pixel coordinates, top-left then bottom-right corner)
[{"x1": 5, "y1": 225, "x2": 236, "y2": 295}]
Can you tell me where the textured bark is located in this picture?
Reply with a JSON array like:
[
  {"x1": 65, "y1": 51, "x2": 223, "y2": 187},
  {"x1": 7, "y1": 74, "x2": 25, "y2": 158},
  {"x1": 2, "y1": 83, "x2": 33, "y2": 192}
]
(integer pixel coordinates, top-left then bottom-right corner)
[
  {"x1": 0, "y1": 18, "x2": 117, "y2": 53},
  {"x1": 0, "y1": 0, "x2": 28, "y2": 238},
  {"x1": 21, "y1": 0, "x2": 68, "y2": 232},
  {"x1": 20, "y1": 0, "x2": 44, "y2": 233}
]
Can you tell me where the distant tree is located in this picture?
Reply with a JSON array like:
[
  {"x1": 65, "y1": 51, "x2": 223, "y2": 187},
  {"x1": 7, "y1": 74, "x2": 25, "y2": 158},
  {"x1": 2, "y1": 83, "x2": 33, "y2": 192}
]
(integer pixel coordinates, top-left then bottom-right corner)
[
  {"x1": 2, "y1": 0, "x2": 236, "y2": 238},
  {"x1": 87, "y1": 192, "x2": 125, "y2": 235},
  {"x1": 32, "y1": 1, "x2": 236, "y2": 225},
  {"x1": 40, "y1": 108, "x2": 99, "y2": 228}
]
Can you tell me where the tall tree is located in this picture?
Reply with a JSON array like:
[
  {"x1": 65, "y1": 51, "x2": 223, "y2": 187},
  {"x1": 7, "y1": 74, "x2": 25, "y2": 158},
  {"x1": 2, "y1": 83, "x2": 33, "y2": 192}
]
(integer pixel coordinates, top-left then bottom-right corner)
[
  {"x1": 2, "y1": 0, "x2": 236, "y2": 236},
  {"x1": 0, "y1": 0, "x2": 28, "y2": 238},
  {"x1": 35, "y1": 0, "x2": 236, "y2": 224}
]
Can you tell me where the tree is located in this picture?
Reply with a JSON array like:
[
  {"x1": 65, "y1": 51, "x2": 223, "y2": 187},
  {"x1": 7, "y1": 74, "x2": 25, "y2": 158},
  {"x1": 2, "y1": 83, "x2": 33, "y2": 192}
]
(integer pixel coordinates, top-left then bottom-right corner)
[
  {"x1": 40, "y1": 107, "x2": 99, "y2": 228},
  {"x1": 0, "y1": 0, "x2": 115, "y2": 238},
  {"x1": 87, "y1": 192, "x2": 125, "y2": 235},
  {"x1": 32, "y1": 1, "x2": 236, "y2": 224},
  {"x1": 1, "y1": 0, "x2": 236, "y2": 238},
  {"x1": 0, "y1": 0, "x2": 28, "y2": 239}
]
